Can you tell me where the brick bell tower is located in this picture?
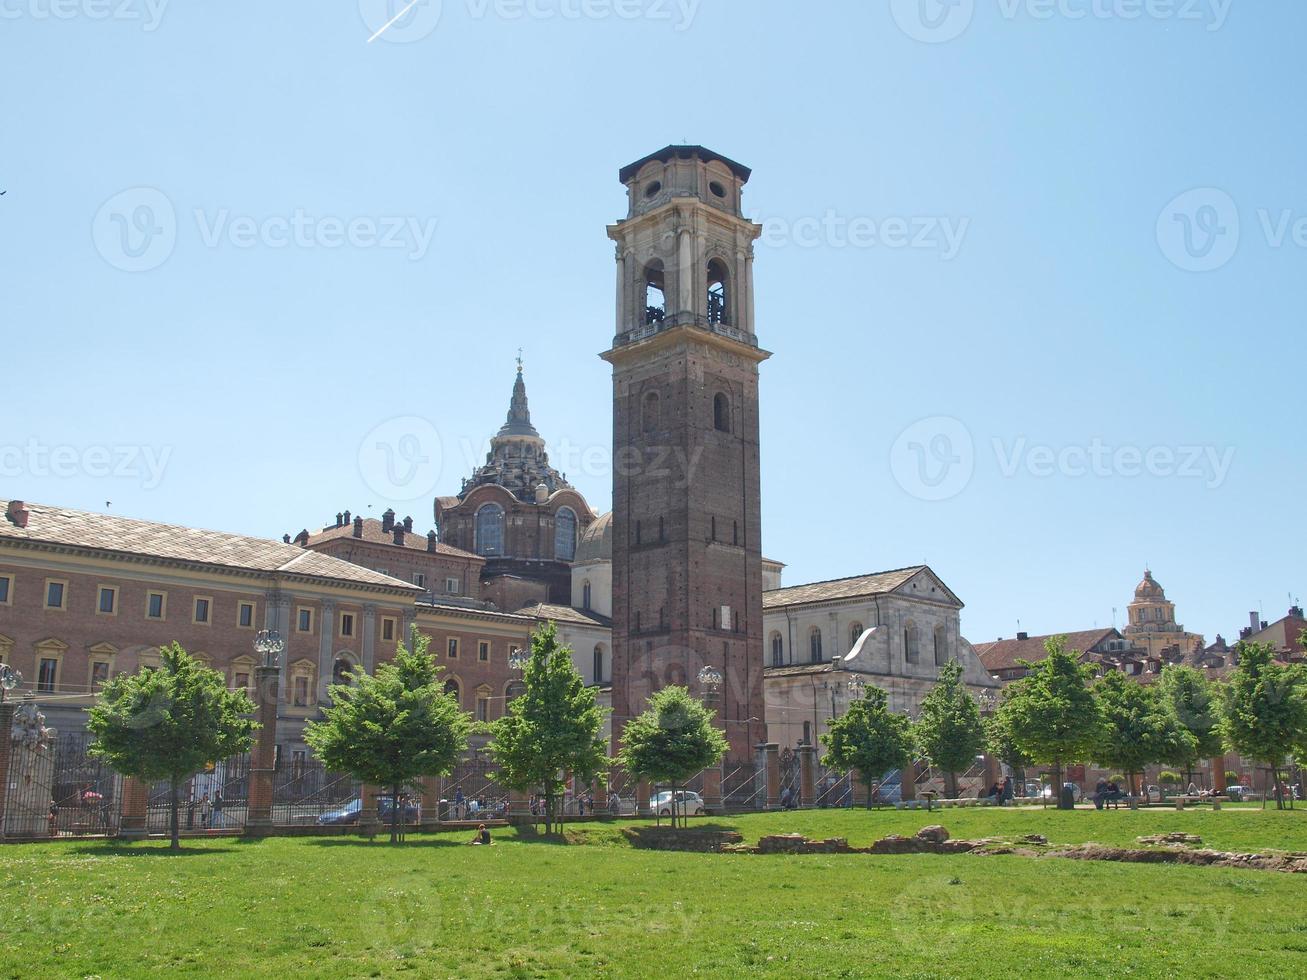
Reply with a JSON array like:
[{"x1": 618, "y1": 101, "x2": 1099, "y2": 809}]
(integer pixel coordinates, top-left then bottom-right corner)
[{"x1": 602, "y1": 145, "x2": 769, "y2": 764}]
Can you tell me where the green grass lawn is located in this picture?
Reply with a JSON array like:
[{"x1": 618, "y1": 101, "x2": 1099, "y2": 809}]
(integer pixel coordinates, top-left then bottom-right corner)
[{"x1": 2, "y1": 809, "x2": 1305, "y2": 978}]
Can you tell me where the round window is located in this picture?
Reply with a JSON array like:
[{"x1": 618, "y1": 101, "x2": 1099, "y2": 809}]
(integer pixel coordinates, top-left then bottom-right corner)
[
  {"x1": 644, "y1": 181, "x2": 662, "y2": 199},
  {"x1": 709, "y1": 181, "x2": 726, "y2": 199}
]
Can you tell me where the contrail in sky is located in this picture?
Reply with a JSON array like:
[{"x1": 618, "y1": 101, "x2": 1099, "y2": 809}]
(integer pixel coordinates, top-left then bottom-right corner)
[{"x1": 367, "y1": 0, "x2": 424, "y2": 43}]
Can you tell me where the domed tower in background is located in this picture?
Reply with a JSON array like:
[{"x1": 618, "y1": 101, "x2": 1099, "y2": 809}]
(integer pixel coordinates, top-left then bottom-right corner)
[
  {"x1": 434, "y1": 360, "x2": 595, "y2": 607},
  {"x1": 1123, "y1": 569, "x2": 1205, "y2": 662}
]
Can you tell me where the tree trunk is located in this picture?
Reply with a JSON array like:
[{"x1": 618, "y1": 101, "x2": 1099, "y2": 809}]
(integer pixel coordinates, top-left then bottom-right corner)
[
  {"x1": 945, "y1": 770, "x2": 959, "y2": 801},
  {"x1": 169, "y1": 777, "x2": 180, "y2": 850},
  {"x1": 1053, "y1": 760, "x2": 1069, "y2": 810},
  {"x1": 1272, "y1": 766, "x2": 1284, "y2": 811}
]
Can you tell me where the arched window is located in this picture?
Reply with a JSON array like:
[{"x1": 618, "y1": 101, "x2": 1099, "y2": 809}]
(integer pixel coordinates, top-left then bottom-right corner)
[
  {"x1": 713, "y1": 392, "x2": 731, "y2": 433},
  {"x1": 506, "y1": 680, "x2": 526, "y2": 703},
  {"x1": 444, "y1": 679, "x2": 461, "y2": 705},
  {"x1": 770, "y1": 632, "x2": 784, "y2": 667},
  {"x1": 475, "y1": 503, "x2": 504, "y2": 557},
  {"x1": 849, "y1": 623, "x2": 864, "y2": 651},
  {"x1": 904, "y1": 623, "x2": 921, "y2": 664},
  {"x1": 582, "y1": 580, "x2": 592, "y2": 611},
  {"x1": 332, "y1": 656, "x2": 355, "y2": 686},
  {"x1": 642, "y1": 390, "x2": 660, "y2": 432},
  {"x1": 555, "y1": 507, "x2": 577, "y2": 561},
  {"x1": 593, "y1": 644, "x2": 607, "y2": 685},
  {"x1": 644, "y1": 260, "x2": 665, "y2": 324},
  {"x1": 706, "y1": 258, "x2": 729, "y2": 325},
  {"x1": 809, "y1": 627, "x2": 823, "y2": 664},
  {"x1": 934, "y1": 625, "x2": 948, "y2": 666}
]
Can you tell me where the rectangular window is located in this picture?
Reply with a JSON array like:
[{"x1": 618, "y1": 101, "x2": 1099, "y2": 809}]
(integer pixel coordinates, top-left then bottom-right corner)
[
  {"x1": 382, "y1": 617, "x2": 396, "y2": 642},
  {"x1": 293, "y1": 675, "x2": 309, "y2": 707},
  {"x1": 476, "y1": 697, "x2": 490, "y2": 723},
  {"x1": 340, "y1": 613, "x2": 354, "y2": 638},
  {"x1": 447, "y1": 638, "x2": 458, "y2": 660},
  {"x1": 0, "y1": 574, "x2": 10, "y2": 604},
  {"x1": 98, "y1": 586, "x2": 117, "y2": 615},
  {"x1": 193, "y1": 597, "x2": 211, "y2": 624},
  {"x1": 45, "y1": 580, "x2": 66, "y2": 610},
  {"x1": 413, "y1": 573, "x2": 426, "y2": 589},
  {"x1": 91, "y1": 661, "x2": 110, "y2": 687},
  {"x1": 298, "y1": 608, "x2": 313, "y2": 633},
  {"x1": 238, "y1": 602, "x2": 255, "y2": 629},
  {"x1": 146, "y1": 591, "x2": 166, "y2": 620},
  {"x1": 38, "y1": 658, "x2": 58, "y2": 693},
  {"x1": 446, "y1": 577, "x2": 460, "y2": 594},
  {"x1": 478, "y1": 641, "x2": 490, "y2": 662},
  {"x1": 234, "y1": 672, "x2": 250, "y2": 692}
]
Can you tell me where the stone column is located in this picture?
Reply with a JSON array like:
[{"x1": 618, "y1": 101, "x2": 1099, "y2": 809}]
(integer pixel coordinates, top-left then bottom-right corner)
[
  {"x1": 361, "y1": 604, "x2": 377, "y2": 673},
  {"x1": 508, "y1": 786, "x2": 529, "y2": 820},
  {"x1": 118, "y1": 776, "x2": 150, "y2": 841},
  {"x1": 701, "y1": 765, "x2": 722, "y2": 814},
  {"x1": 798, "y1": 743, "x2": 816, "y2": 807},
  {"x1": 317, "y1": 600, "x2": 336, "y2": 704},
  {"x1": 1211, "y1": 756, "x2": 1227, "y2": 793},
  {"x1": 0, "y1": 701, "x2": 13, "y2": 839},
  {"x1": 615, "y1": 248, "x2": 627, "y2": 330},
  {"x1": 764, "y1": 743, "x2": 780, "y2": 809},
  {"x1": 419, "y1": 775, "x2": 441, "y2": 830},
  {"x1": 984, "y1": 752, "x2": 1002, "y2": 798},
  {"x1": 244, "y1": 664, "x2": 280, "y2": 834},
  {"x1": 676, "y1": 226, "x2": 693, "y2": 314},
  {"x1": 636, "y1": 778, "x2": 652, "y2": 817},
  {"x1": 360, "y1": 783, "x2": 382, "y2": 836},
  {"x1": 900, "y1": 759, "x2": 917, "y2": 803}
]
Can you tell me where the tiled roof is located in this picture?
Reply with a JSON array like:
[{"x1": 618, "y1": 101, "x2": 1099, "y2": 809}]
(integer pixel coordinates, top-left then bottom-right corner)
[
  {"x1": 518, "y1": 603, "x2": 613, "y2": 628},
  {"x1": 974, "y1": 629, "x2": 1119, "y2": 673},
  {"x1": 305, "y1": 518, "x2": 481, "y2": 560},
  {"x1": 1, "y1": 500, "x2": 418, "y2": 591},
  {"x1": 763, "y1": 566, "x2": 925, "y2": 609}
]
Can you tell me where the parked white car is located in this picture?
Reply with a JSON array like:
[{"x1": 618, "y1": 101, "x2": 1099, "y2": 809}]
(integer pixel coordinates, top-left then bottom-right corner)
[{"x1": 649, "y1": 790, "x2": 705, "y2": 817}]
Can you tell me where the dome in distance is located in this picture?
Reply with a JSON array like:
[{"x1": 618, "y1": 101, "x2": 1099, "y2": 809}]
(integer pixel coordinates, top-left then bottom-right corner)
[
  {"x1": 575, "y1": 511, "x2": 612, "y2": 563},
  {"x1": 1135, "y1": 569, "x2": 1166, "y2": 600}
]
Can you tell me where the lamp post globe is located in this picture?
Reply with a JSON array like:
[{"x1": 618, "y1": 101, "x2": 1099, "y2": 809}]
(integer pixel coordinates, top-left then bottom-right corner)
[
  {"x1": 254, "y1": 629, "x2": 285, "y2": 669},
  {"x1": 0, "y1": 663, "x2": 20, "y2": 702}
]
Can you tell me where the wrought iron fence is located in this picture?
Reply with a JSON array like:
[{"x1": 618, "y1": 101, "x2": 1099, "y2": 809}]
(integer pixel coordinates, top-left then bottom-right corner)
[
  {"x1": 4, "y1": 733, "x2": 123, "y2": 839},
  {"x1": 722, "y1": 760, "x2": 763, "y2": 810},
  {"x1": 439, "y1": 759, "x2": 509, "y2": 821},
  {"x1": 271, "y1": 759, "x2": 360, "y2": 827},
  {"x1": 147, "y1": 753, "x2": 252, "y2": 833}
]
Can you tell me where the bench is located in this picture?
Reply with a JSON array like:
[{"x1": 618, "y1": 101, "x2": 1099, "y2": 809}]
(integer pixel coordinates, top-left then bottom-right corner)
[
  {"x1": 1173, "y1": 795, "x2": 1221, "y2": 811},
  {"x1": 894, "y1": 798, "x2": 996, "y2": 811}
]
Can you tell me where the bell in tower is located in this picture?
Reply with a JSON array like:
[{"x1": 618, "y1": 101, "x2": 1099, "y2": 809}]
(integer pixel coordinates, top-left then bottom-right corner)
[{"x1": 603, "y1": 145, "x2": 770, "y2": 773}]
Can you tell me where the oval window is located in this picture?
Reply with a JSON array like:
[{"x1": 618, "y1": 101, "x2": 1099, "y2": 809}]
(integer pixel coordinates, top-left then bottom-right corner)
[
  {"x1": 645, "y1": 181, "x2": 662, "y2": 199},
  {"x1": 709, "y1": 181, "x2": 726, "y2": 198}
]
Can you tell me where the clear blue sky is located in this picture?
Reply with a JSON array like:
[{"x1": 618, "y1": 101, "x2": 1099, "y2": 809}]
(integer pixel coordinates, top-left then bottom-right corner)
[{"x1": 2, "y1": 1, "x2": 1301, "y2": 646}]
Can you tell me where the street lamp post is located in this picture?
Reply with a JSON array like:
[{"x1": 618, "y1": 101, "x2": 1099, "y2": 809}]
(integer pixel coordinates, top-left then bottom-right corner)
[
  {"x1": 246, "y1": 630, "x2": 284, "y2": 833},
  {"x1": 697, "y1": 665, "x2": 725, "y2": 815}
]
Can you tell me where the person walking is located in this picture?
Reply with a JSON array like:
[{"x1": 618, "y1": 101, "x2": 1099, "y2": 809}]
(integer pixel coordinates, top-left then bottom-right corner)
[
  {"x1": 454, "y1": 787, "x2": 465, "y2": 820},
  {"x1": 199, "y1": 793, "x2": 211, "y2": 829},
  {"x1": 212, "y1": 790, "x2": 225, "y2": 828}
]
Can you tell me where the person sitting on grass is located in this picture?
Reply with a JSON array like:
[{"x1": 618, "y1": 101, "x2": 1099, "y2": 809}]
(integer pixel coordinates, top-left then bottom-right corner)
[{"x1": 467, "y1": 823, "x2": 493, "y2": 846}]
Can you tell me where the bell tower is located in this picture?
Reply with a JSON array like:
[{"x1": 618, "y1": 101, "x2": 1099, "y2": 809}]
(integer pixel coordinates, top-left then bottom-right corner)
[{"x1": 602, "y1": 145, "x2": 768, "y2": 764}]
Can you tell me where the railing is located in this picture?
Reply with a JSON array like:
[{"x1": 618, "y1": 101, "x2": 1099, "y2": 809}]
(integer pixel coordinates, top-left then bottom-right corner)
[
  {"x1": 148, "y1": 753, "x2": 252, "y2": 833},
  {"x1": 271, "y1": 760, "x2": 360, "y2": 827},
  {"x1": 4, "y1": 733, "x2": 123, "y2": 839}
]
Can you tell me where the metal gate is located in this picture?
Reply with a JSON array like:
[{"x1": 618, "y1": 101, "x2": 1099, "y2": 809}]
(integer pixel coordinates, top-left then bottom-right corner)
[{"x1": 4, "y1": 729, "x2": 123, "y2": 839}]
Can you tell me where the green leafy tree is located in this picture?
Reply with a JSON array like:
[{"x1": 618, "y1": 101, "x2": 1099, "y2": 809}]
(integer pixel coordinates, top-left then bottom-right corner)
[
  {"x1": 914, "y1": 661, "x2": 986, "y2": 798},
  {"x1": 617, "y1": 685, "x2": 728, "y2": 828},
  {"x1": 1220, "y1": 641, "x2": 1307, "y2": 810},
  {"x1": 820, "y1": 684, "x2": 911, "y2": 809},
  {"x1": 485, "y1": 622, "x2": 608, "y2": 835},
  {"x1": 305, "y1": 627, "x2": 470, "y2": 843},
  {"x1": 985, "y1": 707, "x2": 1031, "y2": 789},
  {"x1": 999, "y1": 636, "x2": 1104, "y2": 809},
  {"x1": 1092, "y1": 670, "x2": 1197, "y2": 798},
  {"x1": 88, "y1": 643, "x2": 257, "y2": 850},
  {"x1": 1156, "y1": 665, "x2": 1226, "y2": 788}
]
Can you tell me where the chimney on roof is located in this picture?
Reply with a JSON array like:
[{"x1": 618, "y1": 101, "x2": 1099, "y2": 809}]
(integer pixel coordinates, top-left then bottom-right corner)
[
  {"x1": 283, "y1": 534, "x2": 291, "y2": 543},
  {"x1": 393, "y1": 526, "x2": 405, "y2": 547},
  {"x1": 381, "y1": 509, "x2": 396, "y2": 533},
  {"x1": 343, "y1": 510, "x2": 351, "y2": 525},
  {"x1": 295, "y1": 529, "x2": 310, "y2": 547},
  {"x1": 353, "y1": 516, "x2": 364, "y2": 538},
  {"x1": 1249, "y1": 611, "x2": 1261, "y2": 634},
  {"x1": 6, "y1": 500, "x2": 29, "y2": 528},
  {"x1": 427, "y1": 531, "x2": 437, "y2": 553},
  {"x1": 1017, "y1": 631, "x2": 1029, "y2": 641},
  {"x1": 1292, "y1": 605, "x2": 1304, "y2": 619},
  {"x1": 335, "y1": 512, "x2": 344, "y2": 528},
  {"x1": 403, "y1": 516, "x2": 414, "y2": 533}
]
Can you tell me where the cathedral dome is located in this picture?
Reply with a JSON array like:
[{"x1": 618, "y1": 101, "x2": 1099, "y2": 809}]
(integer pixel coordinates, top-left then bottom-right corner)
[
  {"x1": 575, "y1": 511, "x2": 612, "y2": 563},
  {"x1": 1135, "y1": 570, "x2": 1166, "y2": 600}
]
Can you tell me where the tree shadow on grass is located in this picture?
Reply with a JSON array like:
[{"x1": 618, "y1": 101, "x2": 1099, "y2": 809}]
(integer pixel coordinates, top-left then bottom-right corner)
[
  {"x1": 65, "y1": 843, "x2": 242, "y2": 858},
  {"x1": 304, "y1": 836, "x2": 462, "y2": 849}
]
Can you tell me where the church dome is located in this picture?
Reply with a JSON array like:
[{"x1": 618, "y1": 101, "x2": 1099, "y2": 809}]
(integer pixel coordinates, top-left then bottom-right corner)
[
  {"x1": 575, "y1": 511, "x2": 612, "y2": 563},
  {"x1": 1135, "y1": 570, "x2": 1166, "y2": 600}
]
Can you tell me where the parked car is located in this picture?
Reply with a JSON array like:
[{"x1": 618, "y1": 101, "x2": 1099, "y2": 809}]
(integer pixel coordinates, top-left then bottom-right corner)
[
  {"x1": 316, "y1": 796, "x2": 420, "y2": 826},
  {"x1": 649, "y1": 790, "x2": 704, "y2": 817}
]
